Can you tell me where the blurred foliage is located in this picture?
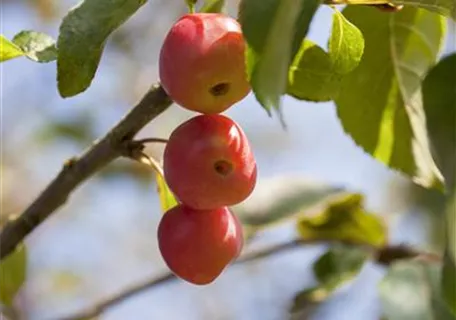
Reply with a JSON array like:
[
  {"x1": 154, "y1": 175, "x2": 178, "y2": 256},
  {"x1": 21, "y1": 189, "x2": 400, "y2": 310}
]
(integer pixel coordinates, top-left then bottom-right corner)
[
  {"x1": 296, "y1": 193, "x2": 387, "y2": 247},
  {"x1": 233, "y1": 177, "x2": 345, "y2": 228},
  {"x1": 200, "y1": 0, "x2": 226, "y2": 13},
  {"x1": 423, "y1": 53, "x2": 456, "y2": 190},
  {"x1": 97, "y1": 160, "x2": 154, "y2": 186},
  {"x1": 422, "y1": 53, "x2": 456, "y2": 313},
  {"x1": 12, "y1": 31, "x2": 57, "y2": 63},
  {"x1": 36, "y1": 114, "x2": 95, "y2": 147},
  {"x1": 379, "y1": 260, "x2": 455, "y2": 320},
  {"x1": 0, "y1": 244, "x2": 27, "y2": 307},
  {"x1": 290, "y1": 245, "x2": 368, "y2": 317}
]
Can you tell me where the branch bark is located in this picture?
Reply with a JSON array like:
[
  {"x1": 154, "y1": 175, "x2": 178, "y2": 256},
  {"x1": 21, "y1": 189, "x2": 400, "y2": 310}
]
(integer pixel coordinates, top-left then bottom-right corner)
[
  {"x1": 0, "y1": 84, "x2": 172, "y2": 260},
  {"x1": 58, "y1": 240, "x2": 441, "y2": 320}
]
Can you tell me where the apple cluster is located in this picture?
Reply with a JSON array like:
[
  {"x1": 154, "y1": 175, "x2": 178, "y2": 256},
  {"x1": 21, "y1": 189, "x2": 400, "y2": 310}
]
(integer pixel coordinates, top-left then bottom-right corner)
[{"x1": 156, "y1": 13, "x2": 257, "y2": 285}]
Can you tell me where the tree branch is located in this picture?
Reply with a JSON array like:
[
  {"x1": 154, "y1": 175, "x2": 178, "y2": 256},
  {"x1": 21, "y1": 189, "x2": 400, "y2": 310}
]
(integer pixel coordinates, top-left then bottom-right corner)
[
  {"x1": 0, "y1": 84, "x2": 172, "y2": 260},
  {"x1": 58, "y1": 239, "x2": 441, "y2": 320}
]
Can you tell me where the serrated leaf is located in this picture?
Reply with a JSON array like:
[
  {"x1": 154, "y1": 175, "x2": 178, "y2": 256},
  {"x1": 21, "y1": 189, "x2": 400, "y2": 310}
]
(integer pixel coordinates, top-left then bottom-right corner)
[
  {"x1": 232, "y1": 176, "x2": 345, "y2": 228},
  {"x1": 335, "y1": 7, "x2": 446, "y2": 190},
  {"x1": 155, "y1": 172, "x2": 178, "y2": 213},
  {"x1": 0, "y1": 244, "x2": 27, "y2": 306},
  {"x1": 57, "y1": 0, "x2": 147, "y2": 98},
  {"x1": 12, "y1": 31, "x2": 57, "y2": 62},
  {"x1": 239, "y1": 0, "x2": 320, "y2": 118},
  {"x1": 288, "y1": 9, "x2": 364, "y2": 102},
  {"x1": 200, "y1": 0, "x2": 225, "y2": 13},
  {"x1": 379, "y1": 260, "x2": 455, "y2": 320},
  {"x1": 0, "y1": 35, "x2": 24, "y2": 62},
  {"x1": 296, "y1": 193, "x2": 387, "y2": 247}
]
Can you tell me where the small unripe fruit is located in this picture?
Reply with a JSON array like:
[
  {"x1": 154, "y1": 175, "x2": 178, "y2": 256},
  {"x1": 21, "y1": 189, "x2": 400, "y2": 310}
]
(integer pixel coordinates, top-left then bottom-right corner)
[
  {"x1": 159, "y1": 13, "x2": 250, "y2": 114},
  {"x1": 164, "y1": 114, "x2": 257, "y2": 210},
  {"x1": 158, "y1": 205, "x2": 243, "y2": 285}
]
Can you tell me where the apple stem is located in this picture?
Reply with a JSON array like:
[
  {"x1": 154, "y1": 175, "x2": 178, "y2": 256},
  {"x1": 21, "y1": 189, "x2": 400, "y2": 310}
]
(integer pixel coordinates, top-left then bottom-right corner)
[{"x1": 136, "y1": 151, "x2": 165, "y2": 178}]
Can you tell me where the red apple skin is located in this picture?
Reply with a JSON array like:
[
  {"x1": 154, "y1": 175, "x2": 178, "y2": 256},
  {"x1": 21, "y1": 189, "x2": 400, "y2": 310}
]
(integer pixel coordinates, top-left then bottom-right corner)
[
  {"x1": 159, "y1": 13, "x2": 250, "y2": 114},
  {"x1": 157, "y1": 205, "x2": 244, "y2": 285},
  {"x1": 163, "y1": 114, "x2": 257, "y2": 210}
]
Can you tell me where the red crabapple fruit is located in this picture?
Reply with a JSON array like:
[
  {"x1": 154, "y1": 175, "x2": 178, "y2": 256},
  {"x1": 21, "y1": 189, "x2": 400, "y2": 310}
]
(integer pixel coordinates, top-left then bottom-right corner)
[
  {"x1": 159, "y1": 13, "x2": 250, "y2": 114},
  {"x1": 157, "y1": 204, "x2": 243, "y2": 285},
  {"x1": 163, "y1": 114, "x2": 257, "y2": 210}
]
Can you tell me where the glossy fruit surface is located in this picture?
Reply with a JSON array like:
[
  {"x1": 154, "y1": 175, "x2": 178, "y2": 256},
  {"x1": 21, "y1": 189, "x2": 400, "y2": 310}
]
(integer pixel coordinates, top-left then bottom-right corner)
[
  {"x1": 157, "y1": 205, "x2": 243, "y2": 285},
  {"x1": 164, "y1": 114, "x2": 257, "y2": 210},
  {"x1": 159, "y1": 13, "x2": 250, "y2": 114}
]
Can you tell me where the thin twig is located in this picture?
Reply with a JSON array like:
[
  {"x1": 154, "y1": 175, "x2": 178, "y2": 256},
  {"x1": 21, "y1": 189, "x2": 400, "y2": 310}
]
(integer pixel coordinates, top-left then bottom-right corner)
[
  {"x1": 134, "y1": 137, "x2": 169, "y2": 145},
  {"x1": 58, "y1": 239, "x2": 441, "y2": 320},
  {"x1": 0, "y1": 84, "x2": 172, "y2": 260}
]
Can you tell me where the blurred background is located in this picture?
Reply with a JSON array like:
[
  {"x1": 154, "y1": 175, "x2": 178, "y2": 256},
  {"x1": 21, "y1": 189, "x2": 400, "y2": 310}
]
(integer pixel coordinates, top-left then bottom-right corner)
[{"x1": 1, "y1": 1, "x2": 454, "y2": 319}]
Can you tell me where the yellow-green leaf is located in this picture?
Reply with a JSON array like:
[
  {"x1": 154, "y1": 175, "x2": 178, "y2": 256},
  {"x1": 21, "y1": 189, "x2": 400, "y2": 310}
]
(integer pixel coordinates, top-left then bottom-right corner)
[
  {"x1": 0, "y1": 244, "x2": 27, "y2": 306},
  {"x1": 296, "y1": 193, "x2": 387, "y2": 247},
  {"x1": 155, "y1": 173, "x2": 178, "y2": 213},
  {"x1": 0, "y1": 35, "x2": 24, "y2": 62}
]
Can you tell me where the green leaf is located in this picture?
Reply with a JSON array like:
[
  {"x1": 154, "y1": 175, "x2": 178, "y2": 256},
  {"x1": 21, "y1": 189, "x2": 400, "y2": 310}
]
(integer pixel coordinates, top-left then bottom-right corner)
[
  {"x1": 200, "y1": 0, "x2": 225, "y2": 13},
  {"x1": 155, "y1": 172, "x2": 178, "y2": 213},
  {"x1": 329, "y1": 9, "x2": 365, "y2": 75},
  {"x1": 335, "y1": 7, "x2": 446, "y2": 190},
  {"x1": 422, "y1": 54, "x2": 456, "y2": 314},
  {"x1": 57, "y1": 0, "x2": 147, "y2": 98},
  {"x1": 288, "y1": 9, "x2": 364, "y2": 102},
  {"x1": 379, "y1": 260, "x2": 455, "y2": 320},
  {"x1": 12, "y1": 31, "x2": 57, "y2": 63},
  {"x1": 0, "y1": 35, "x2": 24, "y2": 62},
  {"x1": 442, "y1": 192, "x2": 456, "y2": 315},
  {"x1": 423, "y1": 53, "x2": 456, "y2": 190},
  {"x1": 314, "y1": 245, "x2": 368, "y2": 289},
  {"x1": 343, "y1": 0, "x2": 455, "y2": 19},
  {"x1": 392, "y1": 0, "x2": 456, "y2": 19},
  {"x1": 232, "y1": 176, "x2": 345, "y2": 228},
  {"x1": 288, "y1": 40, "x2": 340, "y2": 102},
  {"x1": 0, "y1": 244, "x2": 27, "y2": 306},
  {"x1": 442, "y1": 253, "x2": 456, "y2": 317},
  {"x1": 238, "y1": 0, "x2": 320, "y2": 118},
  {"x1": 290, "y1": 245, "x2": 368, "y2": 317},
  {"x1": 296, "y1": 193, "x2": 387, "y2": 247}
]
